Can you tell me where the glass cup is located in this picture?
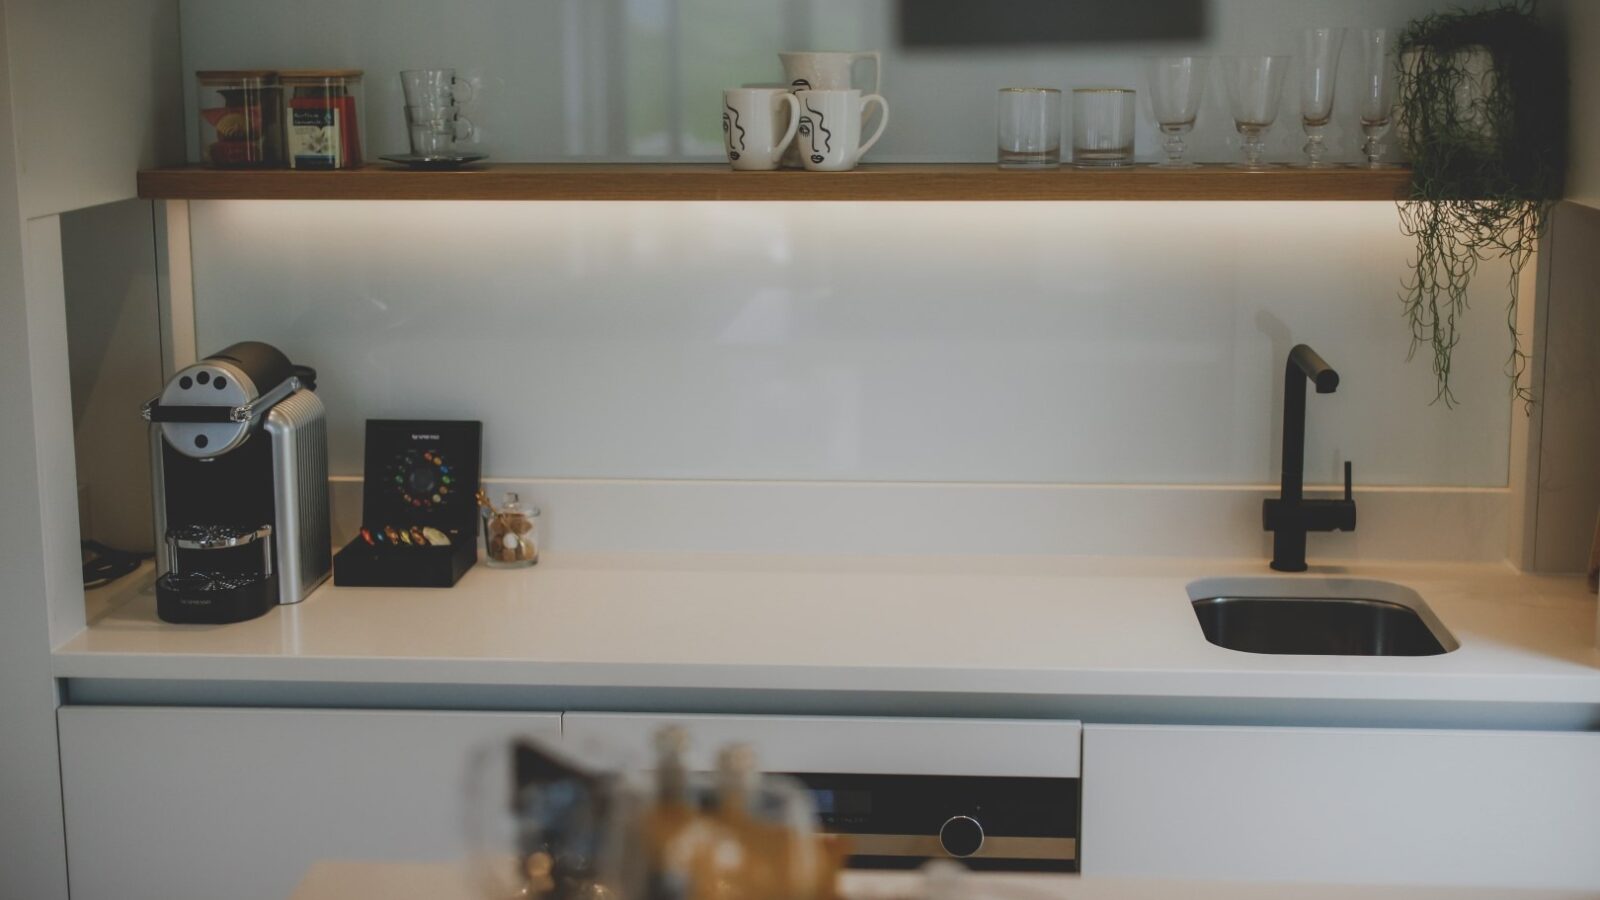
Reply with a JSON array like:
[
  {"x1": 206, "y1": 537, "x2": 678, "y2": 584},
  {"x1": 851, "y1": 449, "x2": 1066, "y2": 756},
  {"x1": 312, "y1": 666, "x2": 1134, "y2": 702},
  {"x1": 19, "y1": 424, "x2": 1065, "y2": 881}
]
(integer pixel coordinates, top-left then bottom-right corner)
[
  {"x1": 1222, "y1": 55, "x2": 1290, "y2": 169},
  {"x1": 1072, "y1": 88, "x2": 1136, "y2": 167},
  {"x1": 1358, "y1": 28, "x2": 1400, "y2": 168},
  {"x1": 1145, "y1": 57, "x2": 1209, "y2": 168},
  {"x1": 1299, "y1": 28, "x2": 1346, "y2": 167},
  {"x1": 400, "y1": 68, "x2": 474, "y2": 111},
  {"x1": 405, "y1": 105, "x2": 473, "y2": 157},
  {"x1": 997, "y1": 88, "x2": 1061, "y2": 169}
]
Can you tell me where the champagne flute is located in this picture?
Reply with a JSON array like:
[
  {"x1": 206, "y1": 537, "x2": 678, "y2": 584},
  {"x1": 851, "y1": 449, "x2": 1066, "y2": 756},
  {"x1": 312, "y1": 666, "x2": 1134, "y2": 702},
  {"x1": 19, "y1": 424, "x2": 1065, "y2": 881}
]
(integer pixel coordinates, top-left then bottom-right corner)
[
  {"x1": 1299, "y1": 28, "x2": 1346, "y2": 167},
  {"x1": 1222, "y1": 55, "x2": 1290, "y2": 169},
  {"x1": 1358, "y1": 28, "x2": 1400, "y2": 168},
  {"x1": 1145, "y1": 56, "x2": 1210, "y2": 168}
]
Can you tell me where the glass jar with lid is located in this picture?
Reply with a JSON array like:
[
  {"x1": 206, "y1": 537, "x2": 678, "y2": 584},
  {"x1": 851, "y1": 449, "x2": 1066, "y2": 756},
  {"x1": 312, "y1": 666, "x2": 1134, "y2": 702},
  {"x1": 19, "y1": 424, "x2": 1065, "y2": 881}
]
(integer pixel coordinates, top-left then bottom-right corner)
[
  {"x1": 279, "y1": 69, "x2": 365, "y2": 169},
  {"x1": 196, "y1": 70, "x2": 284, "y2": 168},
  {"x1": 482, "y1": 492, "x2": 539, "y2": 568}
]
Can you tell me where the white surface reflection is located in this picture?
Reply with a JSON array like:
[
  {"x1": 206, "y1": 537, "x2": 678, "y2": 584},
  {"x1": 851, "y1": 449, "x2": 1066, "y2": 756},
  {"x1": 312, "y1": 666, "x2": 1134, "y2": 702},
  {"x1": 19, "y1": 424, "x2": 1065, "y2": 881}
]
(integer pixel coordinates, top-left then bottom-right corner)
[{"x1": 190, "y1": 201, "x2": 1511, "y2": 486}]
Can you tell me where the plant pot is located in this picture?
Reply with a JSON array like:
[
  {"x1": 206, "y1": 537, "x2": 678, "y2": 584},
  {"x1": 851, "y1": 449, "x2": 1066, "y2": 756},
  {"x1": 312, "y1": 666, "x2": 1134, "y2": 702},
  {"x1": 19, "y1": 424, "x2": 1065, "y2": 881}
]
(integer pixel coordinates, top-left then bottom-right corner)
[{"x1": 1398, "y1": 44, "x2": 1499, "y2": 154}]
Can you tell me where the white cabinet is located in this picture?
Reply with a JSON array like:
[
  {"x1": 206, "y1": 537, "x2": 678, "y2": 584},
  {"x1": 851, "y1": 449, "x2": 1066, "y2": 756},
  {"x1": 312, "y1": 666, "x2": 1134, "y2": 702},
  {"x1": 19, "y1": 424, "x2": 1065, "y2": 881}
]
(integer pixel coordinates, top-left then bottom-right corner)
[
  {"x1": 1081, "y1": 724, "x2": 1600, "y2": 890},
  {"x1": 58, "y1": 706, "x2": 559, "y2": 900}
]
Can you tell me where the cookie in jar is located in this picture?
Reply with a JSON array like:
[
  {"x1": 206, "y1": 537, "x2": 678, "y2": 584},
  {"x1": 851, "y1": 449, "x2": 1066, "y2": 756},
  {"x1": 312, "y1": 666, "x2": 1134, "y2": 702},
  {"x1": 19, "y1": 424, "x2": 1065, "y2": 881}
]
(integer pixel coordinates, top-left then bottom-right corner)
[{"x1": 478, "y1": 490, "x2": 539, "y2": 568}]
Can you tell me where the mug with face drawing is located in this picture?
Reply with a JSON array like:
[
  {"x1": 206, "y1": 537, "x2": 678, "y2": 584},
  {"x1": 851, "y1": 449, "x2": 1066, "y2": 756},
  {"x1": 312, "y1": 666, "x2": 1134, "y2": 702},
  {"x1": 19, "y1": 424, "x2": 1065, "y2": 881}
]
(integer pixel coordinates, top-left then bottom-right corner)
[
  {"x1": 793, "y1": 89, "x2": 889, "y2": 172},
  {"x1": 722, "y1": 88, "x2": 801, "y2": 170},
  {"x1": 778, "y1": 51, "x2": 882, "y2": 168}
]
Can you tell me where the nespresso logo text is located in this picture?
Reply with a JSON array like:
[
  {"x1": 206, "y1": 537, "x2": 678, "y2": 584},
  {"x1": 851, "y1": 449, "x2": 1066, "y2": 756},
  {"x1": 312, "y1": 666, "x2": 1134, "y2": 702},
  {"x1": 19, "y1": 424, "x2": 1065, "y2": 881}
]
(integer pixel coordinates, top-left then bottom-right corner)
[{"x1": 411, "y1": 434, "x2": 440, "y2": 440}]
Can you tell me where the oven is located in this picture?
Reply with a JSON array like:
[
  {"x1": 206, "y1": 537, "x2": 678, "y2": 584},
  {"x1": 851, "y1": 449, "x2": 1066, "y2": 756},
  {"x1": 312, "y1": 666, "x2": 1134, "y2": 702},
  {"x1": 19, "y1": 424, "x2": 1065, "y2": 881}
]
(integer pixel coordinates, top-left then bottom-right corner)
[{"x1": 561, "y1": 713, "x2": 1081, "y2": 872}]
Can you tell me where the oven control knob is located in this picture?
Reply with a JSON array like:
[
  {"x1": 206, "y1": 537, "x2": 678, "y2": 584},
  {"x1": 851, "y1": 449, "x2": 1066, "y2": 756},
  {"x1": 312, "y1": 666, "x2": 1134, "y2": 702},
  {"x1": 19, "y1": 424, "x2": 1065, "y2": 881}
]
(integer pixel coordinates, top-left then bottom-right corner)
[{"x1": 939, "y1": 815, "x2": 984, "y2": 858}]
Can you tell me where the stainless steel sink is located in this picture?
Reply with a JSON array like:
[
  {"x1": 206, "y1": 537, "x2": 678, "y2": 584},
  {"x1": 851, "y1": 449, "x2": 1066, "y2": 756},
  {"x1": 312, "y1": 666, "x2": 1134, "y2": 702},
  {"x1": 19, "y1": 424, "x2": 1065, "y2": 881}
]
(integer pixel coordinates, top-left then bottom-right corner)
[{"x1": 1186, "y1": 578, "x2": 1458, "y2": 657}]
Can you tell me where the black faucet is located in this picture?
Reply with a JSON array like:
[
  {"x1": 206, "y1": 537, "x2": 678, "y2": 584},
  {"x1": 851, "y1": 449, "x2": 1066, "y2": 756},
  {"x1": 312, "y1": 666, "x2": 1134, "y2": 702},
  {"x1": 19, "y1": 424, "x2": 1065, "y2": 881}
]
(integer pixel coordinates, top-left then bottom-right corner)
[{"x1": 1263, "y1": 344, "x2": 1357, "y2": 572}]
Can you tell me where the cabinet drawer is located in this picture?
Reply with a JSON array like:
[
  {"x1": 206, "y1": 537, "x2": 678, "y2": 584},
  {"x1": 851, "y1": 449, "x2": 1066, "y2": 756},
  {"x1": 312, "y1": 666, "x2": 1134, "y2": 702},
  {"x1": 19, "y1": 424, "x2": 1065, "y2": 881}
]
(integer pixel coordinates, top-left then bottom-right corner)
[
  {"x1": 1081, "y1": 724, "x2": 1600, "y2": 889},
  {"x1": 59, "y1": 706, "x2": 558, "y2": 900}
]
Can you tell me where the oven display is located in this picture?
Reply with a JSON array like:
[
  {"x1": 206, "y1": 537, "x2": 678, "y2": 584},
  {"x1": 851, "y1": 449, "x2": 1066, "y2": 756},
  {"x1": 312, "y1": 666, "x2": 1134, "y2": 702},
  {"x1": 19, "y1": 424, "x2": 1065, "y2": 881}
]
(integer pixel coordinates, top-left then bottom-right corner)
[{"x1": 785, "y1": 773, "x2": 1079, "y2": 872}]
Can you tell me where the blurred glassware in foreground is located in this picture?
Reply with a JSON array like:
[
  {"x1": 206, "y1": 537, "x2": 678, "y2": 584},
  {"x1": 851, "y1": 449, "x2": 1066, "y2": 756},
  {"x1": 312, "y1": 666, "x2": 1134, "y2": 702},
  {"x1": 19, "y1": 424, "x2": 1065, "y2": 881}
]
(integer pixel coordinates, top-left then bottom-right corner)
[{"x1": 466, "y1": 728, "x2": 848, "y2": 900}]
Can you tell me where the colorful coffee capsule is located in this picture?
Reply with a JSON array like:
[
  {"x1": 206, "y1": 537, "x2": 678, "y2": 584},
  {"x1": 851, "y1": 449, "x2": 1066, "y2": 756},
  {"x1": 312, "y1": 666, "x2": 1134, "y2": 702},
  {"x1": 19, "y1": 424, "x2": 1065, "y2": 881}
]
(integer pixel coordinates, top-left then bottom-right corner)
[
  {"x1": 409, "y1": 526, "x2": 428, "y2": 546},
  {"x1": 383, "y1": 525, "x2": 402, "y2": 545},
  {"x1": 421, "y1": 526, "x2": 451, "y2": 546},
  {"x1": 360, "y1": 527, "x2": 377, "y2": 546}
]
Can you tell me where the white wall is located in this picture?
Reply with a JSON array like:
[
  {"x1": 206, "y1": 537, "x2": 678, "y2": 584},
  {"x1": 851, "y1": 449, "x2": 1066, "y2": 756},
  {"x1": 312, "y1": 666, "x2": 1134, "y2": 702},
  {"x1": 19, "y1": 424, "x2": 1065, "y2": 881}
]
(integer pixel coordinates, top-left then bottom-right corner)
[
  {"x1": 10, "y1": 0, "x2": 183, "y2": 216},
  {"x1": 0, "y1": 61, "x2": 69, "y2": 900},
  {"x1": 180, "y1": 0, "x2": 1446, "y2": 166},
  {"x1": 0, "y1": 2, "x2": 183, "y2": 897},
  {"x1": 1558, "y1": 0, "x2": 1600, "y2": 208},
  {"x1": 191, "y1": 199, "x2": 1512, "y2": 488}
]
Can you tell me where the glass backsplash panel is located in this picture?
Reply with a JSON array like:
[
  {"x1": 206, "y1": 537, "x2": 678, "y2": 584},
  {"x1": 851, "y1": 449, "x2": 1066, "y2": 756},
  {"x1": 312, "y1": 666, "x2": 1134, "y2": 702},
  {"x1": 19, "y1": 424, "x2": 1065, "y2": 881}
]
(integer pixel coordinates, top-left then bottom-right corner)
[{"x1": 190, "y1": 200, "x2": 1512, "y2": 486}]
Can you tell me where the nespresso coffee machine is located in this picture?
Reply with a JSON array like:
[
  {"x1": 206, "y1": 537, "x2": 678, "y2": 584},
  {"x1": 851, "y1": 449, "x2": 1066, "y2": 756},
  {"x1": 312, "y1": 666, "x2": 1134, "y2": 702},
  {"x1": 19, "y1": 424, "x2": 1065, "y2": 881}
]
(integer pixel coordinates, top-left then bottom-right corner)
[{"x1": 143, "y1": 341, "x2": 330, "y2": 624}]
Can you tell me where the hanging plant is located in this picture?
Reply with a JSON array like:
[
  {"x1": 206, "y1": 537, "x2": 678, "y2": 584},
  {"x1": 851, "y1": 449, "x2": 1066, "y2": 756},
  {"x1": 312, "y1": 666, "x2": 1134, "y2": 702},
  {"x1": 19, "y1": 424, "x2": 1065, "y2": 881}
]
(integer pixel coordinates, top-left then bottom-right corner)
[{"x1": 1396, "y1": 0, "x2": 1565, "y2": 407}]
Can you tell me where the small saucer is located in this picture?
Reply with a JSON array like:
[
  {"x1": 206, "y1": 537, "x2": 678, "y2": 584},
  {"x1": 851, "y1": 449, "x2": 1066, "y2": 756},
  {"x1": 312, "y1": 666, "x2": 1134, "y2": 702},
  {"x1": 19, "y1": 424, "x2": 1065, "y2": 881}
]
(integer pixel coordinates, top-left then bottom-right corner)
[{"x1": 379, "y1": 152, "x2": 489, "y2": 170}]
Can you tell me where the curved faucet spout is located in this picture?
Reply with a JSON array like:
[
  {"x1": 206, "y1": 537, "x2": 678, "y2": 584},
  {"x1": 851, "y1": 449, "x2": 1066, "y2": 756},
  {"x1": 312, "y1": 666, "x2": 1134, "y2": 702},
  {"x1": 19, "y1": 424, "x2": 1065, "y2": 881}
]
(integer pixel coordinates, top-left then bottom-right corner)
[
  {"x1": 1289, "y1": 343, "x2": 1340, "y2": 393},
  {"x1": 1265, "y1": 343, "x2": 1356, "y2": 571}
]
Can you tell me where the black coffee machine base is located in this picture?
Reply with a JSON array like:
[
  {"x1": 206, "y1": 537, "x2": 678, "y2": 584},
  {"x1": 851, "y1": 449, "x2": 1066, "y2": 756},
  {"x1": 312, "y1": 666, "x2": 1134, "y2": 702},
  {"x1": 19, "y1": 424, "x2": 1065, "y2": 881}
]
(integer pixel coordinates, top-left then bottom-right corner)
[{"x1": 156, "y1": 572, "x2": 278, "y2": 624}]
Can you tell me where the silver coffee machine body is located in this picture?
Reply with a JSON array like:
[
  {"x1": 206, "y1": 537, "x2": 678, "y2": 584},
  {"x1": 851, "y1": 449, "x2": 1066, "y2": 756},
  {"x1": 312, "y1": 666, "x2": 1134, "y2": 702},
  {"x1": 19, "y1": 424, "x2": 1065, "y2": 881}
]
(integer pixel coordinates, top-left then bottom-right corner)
[{"x1": 144, "y1": 341, "x2": 330, "y2": 624}]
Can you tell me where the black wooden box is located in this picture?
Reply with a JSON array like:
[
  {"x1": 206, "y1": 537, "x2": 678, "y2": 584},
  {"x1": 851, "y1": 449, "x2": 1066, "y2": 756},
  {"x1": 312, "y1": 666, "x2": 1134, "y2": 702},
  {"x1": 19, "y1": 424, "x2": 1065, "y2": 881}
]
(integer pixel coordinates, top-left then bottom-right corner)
[{"x1": 333, "y1": 420, "x2": 482, "y2": 588}]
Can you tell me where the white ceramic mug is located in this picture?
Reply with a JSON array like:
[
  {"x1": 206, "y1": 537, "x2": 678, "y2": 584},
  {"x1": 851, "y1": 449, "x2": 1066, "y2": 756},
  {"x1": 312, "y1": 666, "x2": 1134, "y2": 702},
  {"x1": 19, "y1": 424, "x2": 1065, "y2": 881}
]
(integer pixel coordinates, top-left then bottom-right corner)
[
  {"x1": 778, "y1": 51, "x2": 882, "y2": 93},
  {"x1": 794, "y1": 90, "x2": 888, "y2": 172},
  {"x1": 778, "y1": 52, "x2": 882, "y2": 168},
  {"x1": 722, "y1": 88, "x2": 800, "y2": 171}
]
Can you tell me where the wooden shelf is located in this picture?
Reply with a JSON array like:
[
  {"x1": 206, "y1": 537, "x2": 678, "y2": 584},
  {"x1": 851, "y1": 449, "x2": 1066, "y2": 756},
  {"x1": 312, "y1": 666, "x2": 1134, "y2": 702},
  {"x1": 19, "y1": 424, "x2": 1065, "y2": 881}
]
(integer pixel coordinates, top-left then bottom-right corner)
[{"x1": 137, "y1": 163, "x2": 1412, "y2": 202}]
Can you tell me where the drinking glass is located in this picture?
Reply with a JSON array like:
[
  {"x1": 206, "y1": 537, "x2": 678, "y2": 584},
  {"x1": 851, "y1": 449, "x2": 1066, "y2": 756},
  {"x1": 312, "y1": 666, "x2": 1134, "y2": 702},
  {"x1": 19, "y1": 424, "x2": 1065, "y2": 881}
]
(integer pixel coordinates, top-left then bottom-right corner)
[
  {"x1": 1145, "y1": 56, "x2": 1209, "y2": 168},
  {"x1": 1071, "y1": 88, "x2": 1136, "y2": 166},
  {"x1": 997, "y1": 88, "x2": 1062, "y2": 168},
  {"x1": 1222, "y1": 55, "x2": 1290, "y2": 169},
  {"x1": 1358, "y1": 28, "x2": 1400, "y2": 168},
  {"x1": 1299, "y1": 28, "x2": 1346, "y2": 167},
  {"x1": 400, "y1": 68, "x2": 473, "y2": 111},
  {"x1": 405, "y1": 105, "x2": 473, "y2": 157}
]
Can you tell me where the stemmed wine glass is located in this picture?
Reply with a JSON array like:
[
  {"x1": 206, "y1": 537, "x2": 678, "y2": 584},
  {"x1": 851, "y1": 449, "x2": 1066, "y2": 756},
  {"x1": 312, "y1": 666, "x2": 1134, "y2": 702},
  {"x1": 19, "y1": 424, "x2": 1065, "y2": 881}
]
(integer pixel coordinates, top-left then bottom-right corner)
[
  {"x1": 1145, "y1": 56, "x2": 1210, "y2": 168},
  {"x1": 1222, "y1": 55, "x2": 1290, "y2": 169},
  {"x1": 1299, "y1": 28, "x2": 1346, "y2": 167},
  {"x1": 1358, "y1": 28, "x2": 1400, "y2": 167}
]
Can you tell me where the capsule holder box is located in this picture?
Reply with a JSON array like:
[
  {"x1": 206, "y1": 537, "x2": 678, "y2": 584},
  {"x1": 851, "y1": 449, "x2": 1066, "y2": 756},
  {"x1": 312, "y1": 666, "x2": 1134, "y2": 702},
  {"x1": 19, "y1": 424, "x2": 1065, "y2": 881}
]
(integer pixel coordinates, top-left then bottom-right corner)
[{"x1": 334, "y1": 419, "x2": 482, "y2": 588}]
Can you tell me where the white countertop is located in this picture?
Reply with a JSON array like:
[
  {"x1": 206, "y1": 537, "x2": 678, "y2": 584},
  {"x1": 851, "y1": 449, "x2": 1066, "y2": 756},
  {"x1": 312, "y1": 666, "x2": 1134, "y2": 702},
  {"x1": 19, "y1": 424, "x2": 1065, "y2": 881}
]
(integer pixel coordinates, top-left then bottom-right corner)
[
  {"x1": 54, "y1": 553, "x2": 1600, "y2": 713},
  {"x1": 287, "y1": 861, "x2": 1600, "y2": 900}
]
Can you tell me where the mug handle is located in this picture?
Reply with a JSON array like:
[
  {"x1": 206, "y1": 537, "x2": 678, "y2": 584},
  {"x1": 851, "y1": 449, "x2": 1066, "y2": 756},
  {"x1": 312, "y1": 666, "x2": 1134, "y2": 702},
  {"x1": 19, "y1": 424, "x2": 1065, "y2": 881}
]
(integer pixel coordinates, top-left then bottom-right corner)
[
  {"x1": 452, "y1": 113, "x2": 475, "y2": 143},
  {"x1": 855, "y1": 51, "x2": 882, "y2": 94},
  {"x1": 775, "y1": 93, "x2": 801, "y2": 155},
  {"x1": 452, "y1": 75, "x2": 476, "y2": 107},
  {"x1": 854, "y1": 94, "x2": 889, "y2": 163}
]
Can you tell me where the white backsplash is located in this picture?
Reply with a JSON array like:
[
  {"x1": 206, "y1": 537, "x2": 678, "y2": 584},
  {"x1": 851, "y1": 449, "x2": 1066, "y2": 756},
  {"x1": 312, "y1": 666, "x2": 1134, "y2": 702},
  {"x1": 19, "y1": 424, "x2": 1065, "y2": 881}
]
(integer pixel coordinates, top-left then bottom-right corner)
[{"x1": 190, "y1": 200, "x2": 1512, "y2": 487}]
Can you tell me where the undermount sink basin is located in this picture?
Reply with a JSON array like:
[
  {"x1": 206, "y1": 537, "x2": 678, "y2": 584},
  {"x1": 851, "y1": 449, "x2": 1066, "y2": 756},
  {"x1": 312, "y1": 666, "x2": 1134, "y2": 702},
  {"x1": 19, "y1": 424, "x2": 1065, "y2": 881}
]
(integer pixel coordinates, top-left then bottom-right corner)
[{"x1": 1187, "y1": 578, "x2": 1458, "y2": 657}]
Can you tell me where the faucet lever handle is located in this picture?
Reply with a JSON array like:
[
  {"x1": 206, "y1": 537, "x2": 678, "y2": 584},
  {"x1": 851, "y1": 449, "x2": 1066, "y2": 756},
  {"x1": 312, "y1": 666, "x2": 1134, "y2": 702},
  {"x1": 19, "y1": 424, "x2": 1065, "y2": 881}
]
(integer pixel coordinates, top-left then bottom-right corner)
[{"x1": 1344, "y1": 460, "x2": 1354, "y2": 501}]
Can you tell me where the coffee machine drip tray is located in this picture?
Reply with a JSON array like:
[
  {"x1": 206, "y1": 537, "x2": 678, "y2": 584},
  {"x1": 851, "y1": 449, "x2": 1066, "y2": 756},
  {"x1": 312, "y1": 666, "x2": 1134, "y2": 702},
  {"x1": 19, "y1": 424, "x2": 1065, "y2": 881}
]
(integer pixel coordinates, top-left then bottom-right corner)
[
  {"x1": 156, "y1": 569, "x2": 278, "y2": 624},
  {"x1": 158, "y1": 523, "x2": 278, "y2": 624}
]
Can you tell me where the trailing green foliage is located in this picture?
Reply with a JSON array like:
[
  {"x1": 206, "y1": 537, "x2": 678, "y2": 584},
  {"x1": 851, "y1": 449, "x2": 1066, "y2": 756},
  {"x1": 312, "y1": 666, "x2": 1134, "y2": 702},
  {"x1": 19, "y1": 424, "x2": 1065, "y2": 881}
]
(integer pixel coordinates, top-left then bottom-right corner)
[{"x1": 1396, "y1": 0, "x2": 1564, "y2": 407}]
